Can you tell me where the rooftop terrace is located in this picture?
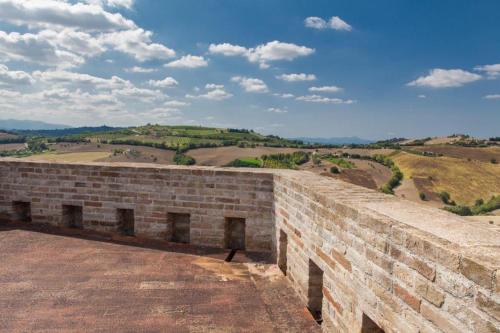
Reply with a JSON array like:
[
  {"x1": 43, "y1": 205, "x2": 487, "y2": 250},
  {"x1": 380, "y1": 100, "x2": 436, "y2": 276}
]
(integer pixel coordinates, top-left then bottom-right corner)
[{"x1": 0, "y1": 159, "x2": 498, "y2": 332}]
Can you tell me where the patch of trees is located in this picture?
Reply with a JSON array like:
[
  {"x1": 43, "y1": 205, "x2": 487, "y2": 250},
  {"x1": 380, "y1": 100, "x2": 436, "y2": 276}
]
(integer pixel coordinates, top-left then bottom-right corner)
[
  {"x1": 443, "y1": 195, "x2": 500, "y2": 216},
  {"x1": 173, "y1": 152, "x2": 196, "y2": 165},
  {"x1": 371, "y1": 155, "x2": 403, "y2": 194},
  {"x1": 0, "y1": 136, "x2": 26, "y2": 144},
  {"x1": 225, "y1": 158, "x2": 262, "y2": 168}
]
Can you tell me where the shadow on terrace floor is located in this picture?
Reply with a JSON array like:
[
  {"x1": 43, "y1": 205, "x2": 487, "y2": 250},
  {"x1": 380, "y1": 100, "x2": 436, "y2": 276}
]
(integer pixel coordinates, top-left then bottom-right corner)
[{"x1": 0, "y1": 220, "x2": 273, "y2": 264}]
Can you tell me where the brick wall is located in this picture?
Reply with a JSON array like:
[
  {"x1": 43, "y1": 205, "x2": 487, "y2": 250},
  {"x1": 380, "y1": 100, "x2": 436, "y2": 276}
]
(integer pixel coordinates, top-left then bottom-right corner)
[
  {"x1": 273, "y1": 170, "x2": 499, "y2": 333},
  {"x1": 0, "y1": 160, "x2": 274, "y2": 251},
  {"x1": 0, "y1": 159, "x2": 498, "y2": 332}
]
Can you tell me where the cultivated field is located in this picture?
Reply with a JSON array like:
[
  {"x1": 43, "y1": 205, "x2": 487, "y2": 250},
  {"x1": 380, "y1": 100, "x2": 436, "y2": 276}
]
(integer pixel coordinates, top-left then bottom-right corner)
[
  {"x1": 392, "y1": 151, "x2": 500, "y2": 206},
  {"x1": 410, "y1": 145, "x2": 500, "y2": 162}
]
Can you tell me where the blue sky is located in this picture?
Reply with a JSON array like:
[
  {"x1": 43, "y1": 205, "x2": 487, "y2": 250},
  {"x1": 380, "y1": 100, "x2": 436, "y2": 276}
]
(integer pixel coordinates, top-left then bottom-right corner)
[{"x1": 0, "y1": 0, "x2": 499, "y2": 139}]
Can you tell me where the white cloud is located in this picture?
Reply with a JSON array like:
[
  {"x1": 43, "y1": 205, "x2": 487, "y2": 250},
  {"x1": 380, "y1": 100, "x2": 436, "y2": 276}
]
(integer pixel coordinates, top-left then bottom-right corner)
[
  {"x1": 208, "y1": 43, "x2": 247, "y2": 56},
  {"x1": 0, "y1": 31, "x2": 84, "y2": 68},
  {"x1": 148, "y1": 76, "x2": 178, "y2": 88},
  {"x1": 484, "y1": 94, "x2": 500, "y2": 100},
  {"x1": 164, "y1": 100, "x2": 189, "y2": 107},
  {"x1": 304, "y1": 17, "x2": 327, "y2": 29},
  {"x1": 231, "y1": 76, "x2": 268, "y2": 93},
  {"x1": 205, "y1": 83, "x2": 224, "y2": 90},
  {"x1": 33, "y1": 70, "x2": 132, "y2": 89},
  {"x1": 305, "y1": 16, "x2": 352, "y2": 31},
  {"x1": 0, "y1": 64, "x2": 34, "y2": 85},
  {"x1": 101, "y1": 28, "x2": 175, "y2": 61},
  {"x1": 296, "y1": 94, "x2": 355, "y2": 104},
  {"x1": 277, "y1": 73, "x2": 316, "y2": 82},
  {"x1": 273, "y1": 93, "x2": 294, "y2": 98},
  {"x1": 407, "y1": 69, "x2": 482, "y2": 88},
  {"x1": 329, "y1": 16, "x2": 352, "y2": 31},
  {"x1": 475, "y1": 64, "x2": 500, "y2": 79},
  {"x1": 418, "y1": 94, "x2": 427, "y2": 98},
  {"x1": 186, "y1": 84, "x2": 232, "y2": 101},
  {"x1": 0, "y1": 0, "x2": 136, "y2": 31},
  {"x1": 309, "y1": 85, "x2": 342, "y2": 93},
  {"x1": 267, "y1": 107, "x2": 288, "y2": 113},
  {"x1": 124, "y1": 66, "x2": 156, "y2": 73},
  {"x1": 84, "y1": 0, "x2": 134, "y2": 9},
  {"x1": 209, "y1": 40, "x2": 314, "y2": 68},
  {"x1": 39, "y1": 29, "x2": 106, "y2": 57},
  {"x1": 164, "y1": 55, "x2": 208, "y2": 68}
]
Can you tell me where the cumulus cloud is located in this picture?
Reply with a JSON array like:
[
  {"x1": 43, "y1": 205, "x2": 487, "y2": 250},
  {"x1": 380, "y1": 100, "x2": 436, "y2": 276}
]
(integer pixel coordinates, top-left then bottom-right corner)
[
  {"x1": 277, "y1": 73, "x2": 316, "y2": 82},
  {"x1": 124, "y1": 66, "x2": 156, "y2": 73},
  {"x1": 148, "y1": 76, "x2": 178, "y2": 88},
  {"x1": 101, "y1": 29, "x2": 175, "y2": 61},
  {"x1": 33, "y1": 70, "x2": 132, "y2": 89},
  {"x1": 309, "y1": 85, "x2": 342, "y2": 93},
  {"x1": 296, "y1": 94, "x2": 355, "y2": 104},
  {"x1": 304, "y1": 16, "x2": 352, "y2": 31},
  {"x1": 484, "y1": 94, "x2": 500, "y2": 100},
  {"x1": 84, "y1": 0, "x2": 135, "y2": 9},
  {"x1": 475, "y1": 64, "x2": 500, "y2": 79},
  {"x1": 231, "y1": 76, "x2": 268, "y2": 93},
  {"x1": 407, "y1": 69, "x2": 482, "y2": 88},
  {"x1": 0, "y1": 64, "x2": 34, "y2": 85},
  {"x1": 186, "y1": 84, "x2": 232, "y2": 101},
  {"x1": 329, "y1": 17, "x2": 352, "y2": 31},
  {"x1": 164, "y1": 55, "x2": 208, "y2": 68},
  {"x1": 209, "y1": 40, "x2": 314, "y2": 68},
  {"x1": 304, "y1": 17, "x2": 327, "y2": 29},
  {"x1": 0, "y1": 0, "x2": 136, "y2": 31},
  {"x1": 0, "y1": 31, "x2": 85, "y2": 68}
]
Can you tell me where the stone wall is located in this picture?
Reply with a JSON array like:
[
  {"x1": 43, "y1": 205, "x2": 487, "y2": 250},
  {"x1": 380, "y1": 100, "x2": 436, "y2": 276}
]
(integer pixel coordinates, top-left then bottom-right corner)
[
  {"x1": 0, "y1": 159, "x2": 498, "y2": 332},
  {"x1": 273, "y1": 170, "x2": 499, "y2": 333},
  {"x1": 0, "y1": 160, "x2": 274, "y2": 251}
]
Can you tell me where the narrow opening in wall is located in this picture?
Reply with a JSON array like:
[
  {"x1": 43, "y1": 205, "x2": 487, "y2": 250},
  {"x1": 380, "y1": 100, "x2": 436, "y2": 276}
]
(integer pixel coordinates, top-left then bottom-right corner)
[
  {"x1": 168, "y1": 213, "x2": 190, "y2": 243},
  {"x1": 361, "y1": 313, "x2": 385, "y2": 333},
  {"x1": 12, "y1": 201, "x2": 31, "y2": 223},
  {"x1": 224, "y1": 217, "x2": 246, "y2": 250},
  {"x1": 62, "y1": 205, "x2": 83, "y2": 229},
  {"x1": 278, "y1": 229, "x2": 288, "y2": 275},
  {"x1": 117, "y1": 208, "x2": 135, "y2": 236},
  {"x1": 307, "y1": 259, "x2": 324, "y2": 325}
]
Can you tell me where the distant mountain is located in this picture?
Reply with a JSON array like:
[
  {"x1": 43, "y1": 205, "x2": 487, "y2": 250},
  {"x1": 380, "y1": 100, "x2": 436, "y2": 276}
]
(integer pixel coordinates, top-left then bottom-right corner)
[
  {"x1": 0, "y1": 119, "x2": 71, "y2": 130},
  {"x1": 292, "y1": 137, "x2": 374, "y2": 145}
]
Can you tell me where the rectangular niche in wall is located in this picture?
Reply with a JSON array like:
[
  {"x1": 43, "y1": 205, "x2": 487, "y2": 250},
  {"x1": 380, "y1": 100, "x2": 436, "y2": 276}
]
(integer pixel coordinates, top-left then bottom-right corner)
[
  {"x1": 278, "y1": 229, "x2": 288, "y2": 275},
  {"x1": 307, "y1": 259, "x2": 324, "y2": 324},
  {"x1": 12, "y1": 201, "x2": 31, "y2": 223},
  {"x1": 168, "y1": 213, "x2": 190, "y2": 243},
  {"x1": 117, "y1": 208, "x2": 135, "y2": 236},
  {"x1": 62, "y1": 205, "x2": 83, "y2": 229},
  {"x1": 361, "y1": 313, "x2": 385, "y2": 333},
  {"x1": 224, "y1": 217, "x2": 246, "y2": 250}
]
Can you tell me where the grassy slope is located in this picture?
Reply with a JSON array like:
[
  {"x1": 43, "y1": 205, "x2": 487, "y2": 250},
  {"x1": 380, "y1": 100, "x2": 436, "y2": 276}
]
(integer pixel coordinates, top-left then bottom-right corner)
[{"x1": 392, "y1": 151, "x2": 500, "y2": 205}]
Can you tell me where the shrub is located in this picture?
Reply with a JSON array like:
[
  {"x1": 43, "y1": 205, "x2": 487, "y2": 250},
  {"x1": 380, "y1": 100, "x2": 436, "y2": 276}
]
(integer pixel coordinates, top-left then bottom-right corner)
[
  {"x1": 225, "y1": 158, "x2": 262, "y2": 168},
  {"x1": 491, "y1": 158, "x2": 498, "y2": 164},
  {"x1": 330, "y1": 166, "x2": 340, "y2": 174},
  {"x1": 173, "y1": 152, "x2": 195, "y2": 165},
  {"x1": 419, "y1": 192, "x2": 426, "y2": 200},
  {"x1": 444, "y1": 205, "x2": 473, "y2": 216},
  {"x1": 438, "y1": 191, "x2": 451, "y2": 204}
]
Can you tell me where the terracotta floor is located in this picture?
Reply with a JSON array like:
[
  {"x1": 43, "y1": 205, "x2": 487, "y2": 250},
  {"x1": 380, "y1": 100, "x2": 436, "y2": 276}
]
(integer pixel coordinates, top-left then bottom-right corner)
[{"x1": 0, "y1": 224, "x2": 320, "y2": 333}]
